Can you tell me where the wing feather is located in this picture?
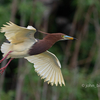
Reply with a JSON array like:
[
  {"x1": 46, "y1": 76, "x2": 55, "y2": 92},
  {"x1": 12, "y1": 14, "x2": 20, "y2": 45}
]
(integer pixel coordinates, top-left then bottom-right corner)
[
  {"x1": 25, "y1": 51, "x2": 65, "y2": 86},
  {"x1": 1, "y1": 21, "x2": 36, "y2": 44},
  {"x1": 43, "y1": 67, "x2": 52, "y2": 81},
  {"x1": 51, "y1": 71, "x2": 55, "y2": 83},
  {"x1": 40, "y1": 64, "x2": 51, "y2": 75},
  {"x1": 55, "y1": 72, "x2": 58, "y2": 86}
]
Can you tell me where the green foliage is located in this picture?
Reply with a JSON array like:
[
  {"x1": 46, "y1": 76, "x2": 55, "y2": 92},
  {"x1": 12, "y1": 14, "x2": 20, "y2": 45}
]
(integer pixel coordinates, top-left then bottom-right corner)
[
  {"x1": 19, "y1": 0, "x2": 45, "y2": 26},
  {"x1": 0, "y1": 91, "x2": 15, "y2": 100},
  {"x1": 19, "y1": 1, "x2": 33, "y2": 16},
  {"x1": 0, "y1": 4, "x2": 10, "y2": 44},
  {"x1": 33, "y1": 1, "x2": 46, "y2": 26},
  {"x1": 79, "y1": 32, "x2": 95, "y2": 59},
  {"x1": 0, "y1": 5, "x2": 10, "y2": 25},
  {"x1": 0, "y1": 0, "x2": 100, "y2": 100}
]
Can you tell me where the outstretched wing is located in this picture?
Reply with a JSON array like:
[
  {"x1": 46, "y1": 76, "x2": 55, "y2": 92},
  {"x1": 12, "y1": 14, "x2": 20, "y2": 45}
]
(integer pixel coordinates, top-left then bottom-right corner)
[
  {"x1": 0, "y1": 21, "x2": 36, "y2": 44},
  {"x1": 25, "y1": 51, "x2": 65, "y2": 86}
]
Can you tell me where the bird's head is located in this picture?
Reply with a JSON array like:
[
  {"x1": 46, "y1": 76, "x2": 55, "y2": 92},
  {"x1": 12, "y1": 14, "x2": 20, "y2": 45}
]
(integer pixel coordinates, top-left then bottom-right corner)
[
  {"x1": 51, "y1": 33, "x2": 76, "y2": 41},
  {"x1": 38, "y1": 31, "x2": 76, "y2": 41}
]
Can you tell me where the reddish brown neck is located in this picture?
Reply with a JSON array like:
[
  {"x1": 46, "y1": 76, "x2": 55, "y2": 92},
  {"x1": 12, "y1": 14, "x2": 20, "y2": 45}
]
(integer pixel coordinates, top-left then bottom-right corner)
[
  {"x1": 43, "y1": 34, "x2": 62, "y2": 43},
  {"x1": 28, "y1": 34, "x2": 61, "y2": 55}
]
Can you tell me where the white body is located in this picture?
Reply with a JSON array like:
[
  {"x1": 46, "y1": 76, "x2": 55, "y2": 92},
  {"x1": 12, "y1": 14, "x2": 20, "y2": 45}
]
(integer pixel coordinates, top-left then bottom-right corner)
[{"x1": 1, "y1": 39, "x2": 36, "y2": 58}]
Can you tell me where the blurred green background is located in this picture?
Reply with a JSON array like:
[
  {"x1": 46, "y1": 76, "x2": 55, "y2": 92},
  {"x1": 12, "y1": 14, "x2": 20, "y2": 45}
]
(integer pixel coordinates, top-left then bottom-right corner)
[{"x1": 0, "y1": 0, "x2": 100, "y2": 100}]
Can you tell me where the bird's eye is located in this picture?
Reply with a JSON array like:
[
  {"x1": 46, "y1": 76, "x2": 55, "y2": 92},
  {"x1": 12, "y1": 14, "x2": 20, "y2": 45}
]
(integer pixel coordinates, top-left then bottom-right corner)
[{"x1": 61, "y1": 35, "x2": 64, "y2": 38}]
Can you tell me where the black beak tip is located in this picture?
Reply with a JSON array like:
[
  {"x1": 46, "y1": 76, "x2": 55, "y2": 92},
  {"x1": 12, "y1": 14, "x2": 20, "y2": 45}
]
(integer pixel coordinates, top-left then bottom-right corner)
[{"x1": 73, "y1": 38, "x2": 77, "y2": 40}]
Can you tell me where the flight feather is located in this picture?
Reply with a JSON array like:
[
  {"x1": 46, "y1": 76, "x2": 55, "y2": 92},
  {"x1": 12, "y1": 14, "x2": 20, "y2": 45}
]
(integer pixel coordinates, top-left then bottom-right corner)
[
  {"x1": 25, "y1": 51, "x2": 65, "y2": 86},
  {"x1": 0, "y1": 21, "x2": 36, "y2": 44}
]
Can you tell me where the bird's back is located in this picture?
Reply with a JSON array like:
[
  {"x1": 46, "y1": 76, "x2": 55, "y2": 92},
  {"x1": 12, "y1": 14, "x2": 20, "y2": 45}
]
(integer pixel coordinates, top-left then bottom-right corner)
[{"x1": 28, "y1": 39, "x2": 52, "y2": 55}]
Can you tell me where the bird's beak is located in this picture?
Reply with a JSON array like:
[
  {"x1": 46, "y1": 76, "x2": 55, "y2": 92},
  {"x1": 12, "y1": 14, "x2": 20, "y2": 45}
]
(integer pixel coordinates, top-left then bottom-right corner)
[{"x1": 63, "y1": 35, "x2": 76, "y2": 40}]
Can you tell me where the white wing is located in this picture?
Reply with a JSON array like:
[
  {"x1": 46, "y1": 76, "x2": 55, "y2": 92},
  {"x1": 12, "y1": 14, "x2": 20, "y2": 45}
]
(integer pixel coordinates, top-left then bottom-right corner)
[
  {"x1": 25, "y1": 51, "x2": 65, "y2": 86},
  {"x1": 0, "y1": 21, "x2": 36, "y2": 44}
]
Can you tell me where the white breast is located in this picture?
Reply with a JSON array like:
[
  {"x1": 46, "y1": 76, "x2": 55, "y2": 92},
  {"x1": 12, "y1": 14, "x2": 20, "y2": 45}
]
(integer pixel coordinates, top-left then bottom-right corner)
[
  {"x1": 12, "y1": 39, "x2": 37, "y2": 52},
  {"x1": 9, "y1": 39, "x2": 37, "y2": 58}
]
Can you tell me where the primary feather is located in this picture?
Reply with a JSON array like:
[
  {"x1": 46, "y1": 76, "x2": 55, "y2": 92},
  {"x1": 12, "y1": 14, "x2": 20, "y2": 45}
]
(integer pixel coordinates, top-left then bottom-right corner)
[
  {"x1": 1, "y1": 21, "x2": 36, "y2": 44},
  {"x1": 25, "y1": 51, "x2": 65, "y2": 86}
]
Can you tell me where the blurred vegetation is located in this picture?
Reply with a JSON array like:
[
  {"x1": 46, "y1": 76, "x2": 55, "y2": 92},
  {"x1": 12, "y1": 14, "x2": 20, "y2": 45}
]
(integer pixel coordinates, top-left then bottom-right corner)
[{"x1": 0, "y1": 0, "x2": 100, "y2": 100}]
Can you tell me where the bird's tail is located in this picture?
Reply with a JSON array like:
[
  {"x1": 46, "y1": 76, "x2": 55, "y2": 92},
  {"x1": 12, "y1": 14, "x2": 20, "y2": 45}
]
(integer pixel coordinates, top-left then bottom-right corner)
[{"x1": 1, "y1": 42, "x2": 12, "y2": 58}]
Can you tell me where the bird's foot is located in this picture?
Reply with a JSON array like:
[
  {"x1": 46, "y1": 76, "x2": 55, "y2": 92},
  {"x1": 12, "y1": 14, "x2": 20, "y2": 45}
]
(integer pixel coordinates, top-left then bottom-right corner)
[
  {"x1": 0, "y1": 66, "x2": 7, "y2": 74},
  {"x1": 0, "y1": 59, "x2": 4, "y2": 63},
  {"x1": 0, "y1": 51, "x2": 13, "y2": 63},
  {"x1": 0, "y1": 58, "x2": 14, "y2": 74},
  {"x1": 0, "y1": 60, "x2": 2, "y2": 63}
]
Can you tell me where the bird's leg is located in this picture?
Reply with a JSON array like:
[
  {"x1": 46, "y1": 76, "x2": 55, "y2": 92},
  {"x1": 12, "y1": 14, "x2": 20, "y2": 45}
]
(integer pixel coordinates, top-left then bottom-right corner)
[
  {"x1": 0, "y1": 58, "x2": 14, "y2": 74},
  {"x1": 0, "y1": 51, "x2": 13, "y2": 63},
  {"x1": 38, "y1": 30, "x2": 49, "y2": 35}
]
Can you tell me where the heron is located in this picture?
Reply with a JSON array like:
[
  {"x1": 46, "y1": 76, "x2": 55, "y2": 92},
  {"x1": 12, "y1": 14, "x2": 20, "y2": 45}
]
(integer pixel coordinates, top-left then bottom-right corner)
[{"x1": 0, "y1": 22, "x2": 75, "y2": 86}]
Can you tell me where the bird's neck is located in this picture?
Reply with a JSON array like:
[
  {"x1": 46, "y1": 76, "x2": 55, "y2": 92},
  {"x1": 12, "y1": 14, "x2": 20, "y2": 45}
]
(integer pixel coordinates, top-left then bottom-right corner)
[
  {"x1": 43, "y1": 34, "x2": 60, "y2": 44},
  {"x1": 28, "y1": 35, "x2": 59, "y2": 55},
  {"x1": 43, "y1": 35, "x2": 59, "y2": 49}
]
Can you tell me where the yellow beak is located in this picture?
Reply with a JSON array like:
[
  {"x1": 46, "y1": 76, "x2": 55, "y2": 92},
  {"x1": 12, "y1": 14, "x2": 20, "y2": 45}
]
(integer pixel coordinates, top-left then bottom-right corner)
[{"x1": 64, "y1": 35, "x2": 76, "y2": 40}]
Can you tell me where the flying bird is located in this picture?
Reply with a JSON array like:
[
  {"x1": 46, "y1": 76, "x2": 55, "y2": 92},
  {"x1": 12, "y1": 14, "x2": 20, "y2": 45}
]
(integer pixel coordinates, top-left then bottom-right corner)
[{"x1": 0, "y1": 21, "x2": 75, "y2": 86}]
